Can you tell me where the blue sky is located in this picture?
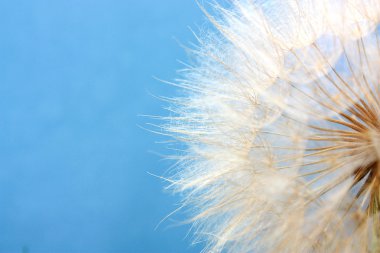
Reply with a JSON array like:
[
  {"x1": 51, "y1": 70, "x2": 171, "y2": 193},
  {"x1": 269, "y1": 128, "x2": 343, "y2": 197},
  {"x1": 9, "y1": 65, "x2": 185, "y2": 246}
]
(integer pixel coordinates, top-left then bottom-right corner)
[{"x1": 0, "y1": 1, "x2": 205, "y2": 252}]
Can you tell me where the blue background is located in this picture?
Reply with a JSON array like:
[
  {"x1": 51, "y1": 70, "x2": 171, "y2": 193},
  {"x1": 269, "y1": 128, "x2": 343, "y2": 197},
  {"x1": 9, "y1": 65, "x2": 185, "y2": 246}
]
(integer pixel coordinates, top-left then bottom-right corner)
[{"x1": 0, "y1": 1, "x2": 204, "y2": 252}]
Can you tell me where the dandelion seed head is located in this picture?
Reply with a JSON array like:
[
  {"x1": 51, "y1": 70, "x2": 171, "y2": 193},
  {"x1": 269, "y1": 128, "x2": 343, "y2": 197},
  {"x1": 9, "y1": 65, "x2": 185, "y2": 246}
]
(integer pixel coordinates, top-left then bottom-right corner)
[{"x1": 162, "y1": 0, "x2": 380, "y2": 252}]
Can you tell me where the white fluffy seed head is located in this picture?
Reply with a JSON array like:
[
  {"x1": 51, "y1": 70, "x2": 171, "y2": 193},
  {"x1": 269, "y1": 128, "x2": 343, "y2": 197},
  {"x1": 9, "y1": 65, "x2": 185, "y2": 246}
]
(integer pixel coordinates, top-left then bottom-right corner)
[{"x1": 162, "y1": 0, "x2": 380, "y2": 252}]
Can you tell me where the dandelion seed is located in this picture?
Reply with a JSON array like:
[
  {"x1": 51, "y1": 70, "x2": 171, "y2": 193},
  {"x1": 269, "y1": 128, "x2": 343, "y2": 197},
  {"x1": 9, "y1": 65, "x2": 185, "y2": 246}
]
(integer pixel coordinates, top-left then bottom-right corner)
[{"x1": 162, "y1": 0, "x2": 380, "y2": 252}]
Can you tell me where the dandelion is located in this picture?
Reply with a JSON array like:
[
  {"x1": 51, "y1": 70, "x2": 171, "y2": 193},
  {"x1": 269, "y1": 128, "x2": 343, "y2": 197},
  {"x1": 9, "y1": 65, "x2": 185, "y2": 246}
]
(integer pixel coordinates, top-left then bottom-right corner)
[{"x1": 162, "y1": 0, "x2": 380, "y2": 252}]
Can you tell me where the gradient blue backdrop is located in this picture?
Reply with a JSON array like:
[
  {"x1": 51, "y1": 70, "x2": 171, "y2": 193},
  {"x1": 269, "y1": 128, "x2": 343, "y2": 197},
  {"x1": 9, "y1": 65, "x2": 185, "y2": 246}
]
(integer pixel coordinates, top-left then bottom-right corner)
[{"x1": 0, "y1": 1, "x2": 205, "y2": 252}]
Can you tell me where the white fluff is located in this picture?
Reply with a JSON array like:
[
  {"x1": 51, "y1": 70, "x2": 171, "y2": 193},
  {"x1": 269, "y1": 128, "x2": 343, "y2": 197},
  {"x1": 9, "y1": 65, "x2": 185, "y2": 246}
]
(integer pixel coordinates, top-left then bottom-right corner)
[{"x1": 163, "y1": 0, "x2": 380, "y2": 252}]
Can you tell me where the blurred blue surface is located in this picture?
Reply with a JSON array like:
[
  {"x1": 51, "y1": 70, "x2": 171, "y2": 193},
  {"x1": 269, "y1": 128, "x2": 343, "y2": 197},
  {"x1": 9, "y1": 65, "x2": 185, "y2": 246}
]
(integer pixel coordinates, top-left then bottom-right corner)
[{"x1": 0, "y1": 1, "x2": 204, "y2": 252}]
